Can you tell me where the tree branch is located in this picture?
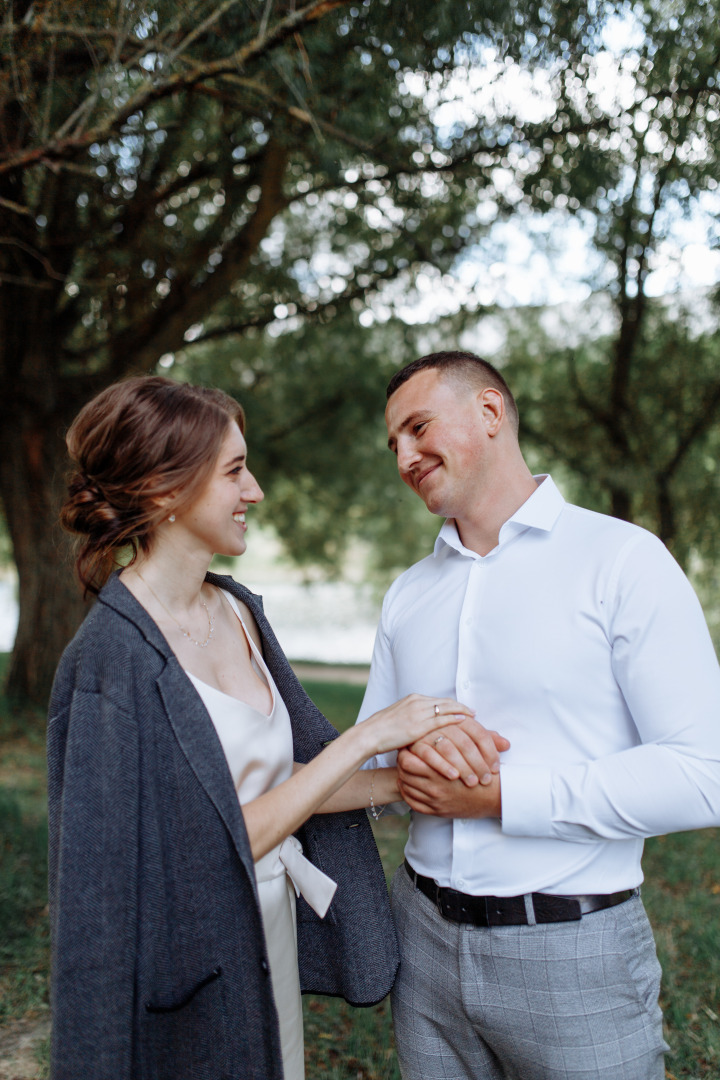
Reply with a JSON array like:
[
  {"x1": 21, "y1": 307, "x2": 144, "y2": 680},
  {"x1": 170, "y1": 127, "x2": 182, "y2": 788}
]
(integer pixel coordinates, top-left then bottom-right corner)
[
  {"x1": 0, "y1": 235, "x2": 68, "y2": 281},
  {"x1": 0, "y1": 0, "x2": 351, "y2": 176},
  {"x1": 104, "y1": 140, "x2": 290, "y2": 377}
]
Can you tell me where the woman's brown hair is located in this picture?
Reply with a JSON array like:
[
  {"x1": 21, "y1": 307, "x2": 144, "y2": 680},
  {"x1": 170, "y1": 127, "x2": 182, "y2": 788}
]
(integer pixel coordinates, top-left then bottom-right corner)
[{"x1": 61, "y1": 376, "x2": 245, "y2": 595}]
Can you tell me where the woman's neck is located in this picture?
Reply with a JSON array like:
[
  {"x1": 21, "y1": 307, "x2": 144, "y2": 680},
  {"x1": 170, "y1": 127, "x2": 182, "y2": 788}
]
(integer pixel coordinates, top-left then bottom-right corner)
[{"x1": 122, "y1": 539, "x2": 212, "y2": 611}]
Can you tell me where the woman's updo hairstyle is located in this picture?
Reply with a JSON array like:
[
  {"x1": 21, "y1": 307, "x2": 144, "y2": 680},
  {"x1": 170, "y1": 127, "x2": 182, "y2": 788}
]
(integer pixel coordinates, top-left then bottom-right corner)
[{"x1": 61, "y1": 376, "x2": 245, "y2": 595}]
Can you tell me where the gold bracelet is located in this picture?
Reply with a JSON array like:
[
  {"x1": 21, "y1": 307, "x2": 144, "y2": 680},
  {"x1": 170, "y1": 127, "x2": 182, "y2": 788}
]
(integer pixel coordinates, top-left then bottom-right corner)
[{"x1": 369, "y1": 773, "x2": 386, "y2": 821}]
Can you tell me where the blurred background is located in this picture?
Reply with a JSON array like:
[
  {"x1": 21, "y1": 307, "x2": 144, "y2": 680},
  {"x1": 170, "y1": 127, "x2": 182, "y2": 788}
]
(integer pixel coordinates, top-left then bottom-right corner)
[{"x1": 2, "y1": 0, "x2": 720, "y2": 706}]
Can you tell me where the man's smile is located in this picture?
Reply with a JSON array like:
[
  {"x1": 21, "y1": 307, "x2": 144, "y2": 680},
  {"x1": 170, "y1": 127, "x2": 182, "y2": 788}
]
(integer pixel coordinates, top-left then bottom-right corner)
[{"x1": 415, "y1": 463, "x2": 441, "y2": 488}]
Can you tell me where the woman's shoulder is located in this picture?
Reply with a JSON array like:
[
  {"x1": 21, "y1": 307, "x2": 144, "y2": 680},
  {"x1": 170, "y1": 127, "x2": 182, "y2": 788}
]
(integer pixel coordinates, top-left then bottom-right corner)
[
  {"x1": 52, "y1": 585, "x2": 163, "y2": 706},
  {"x1": 206, "y1": 571, "x2": 263, "y2": 612}
]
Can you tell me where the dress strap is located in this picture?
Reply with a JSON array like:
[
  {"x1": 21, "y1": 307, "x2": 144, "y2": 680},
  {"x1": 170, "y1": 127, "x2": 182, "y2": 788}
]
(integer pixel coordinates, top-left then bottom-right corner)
[{"x1": 218, "y1": 588, "x2": 275, "y2": 712}]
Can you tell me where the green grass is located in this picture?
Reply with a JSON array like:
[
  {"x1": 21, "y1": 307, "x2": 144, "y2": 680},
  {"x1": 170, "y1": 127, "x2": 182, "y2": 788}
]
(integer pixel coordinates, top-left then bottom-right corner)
[
  {"x1": 2, "y1": 672, "x2": 720, "y2": 1078},
  {"x1": 0, "y1": 722, "x2": 50, "y2": 1059},
  {"x1": 301, "y1": 679, "x2": 366, "y2": 734}
]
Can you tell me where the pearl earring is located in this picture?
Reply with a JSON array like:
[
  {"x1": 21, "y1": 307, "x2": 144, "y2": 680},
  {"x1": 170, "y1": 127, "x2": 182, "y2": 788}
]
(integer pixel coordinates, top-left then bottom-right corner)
[{"x1": 168, "y1": 514, "x2": 176, "y2": 523}]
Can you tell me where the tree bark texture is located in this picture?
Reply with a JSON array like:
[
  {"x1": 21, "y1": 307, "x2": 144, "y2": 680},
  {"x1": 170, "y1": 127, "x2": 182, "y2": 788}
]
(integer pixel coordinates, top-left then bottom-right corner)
[{"x1": 0, "y1": 398, "x2": 88, "y2": 706}]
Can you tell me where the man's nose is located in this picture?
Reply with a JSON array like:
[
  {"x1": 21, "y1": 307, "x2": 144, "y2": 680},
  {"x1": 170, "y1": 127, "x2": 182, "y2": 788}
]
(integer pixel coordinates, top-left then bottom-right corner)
[{"x1": 396, "y1": 438, "x2": 421, "y2": 476}]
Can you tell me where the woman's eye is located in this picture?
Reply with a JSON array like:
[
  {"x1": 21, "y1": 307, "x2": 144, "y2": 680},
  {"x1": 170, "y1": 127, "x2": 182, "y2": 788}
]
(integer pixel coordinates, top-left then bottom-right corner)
[{"x1": 414, "y1": 422, "x2": 427, "y2": 435}]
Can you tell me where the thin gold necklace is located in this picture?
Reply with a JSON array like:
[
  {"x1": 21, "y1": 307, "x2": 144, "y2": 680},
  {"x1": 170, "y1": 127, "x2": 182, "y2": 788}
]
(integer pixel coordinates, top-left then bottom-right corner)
[{"x1": 135, "y1": 569, "x2": 215, "y2": 648}]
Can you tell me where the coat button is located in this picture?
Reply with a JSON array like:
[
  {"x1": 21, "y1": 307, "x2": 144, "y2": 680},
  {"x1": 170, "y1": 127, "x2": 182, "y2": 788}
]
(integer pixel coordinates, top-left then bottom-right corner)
[{"x1": 260, "y1": 958, "x2": 269, "y2": 974}]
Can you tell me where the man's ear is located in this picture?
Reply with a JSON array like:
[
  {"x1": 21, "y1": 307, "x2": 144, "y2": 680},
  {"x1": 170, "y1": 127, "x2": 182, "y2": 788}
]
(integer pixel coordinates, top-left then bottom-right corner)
[{"x1": 477, "y1": 387, "x2": 505, "y2": 436}]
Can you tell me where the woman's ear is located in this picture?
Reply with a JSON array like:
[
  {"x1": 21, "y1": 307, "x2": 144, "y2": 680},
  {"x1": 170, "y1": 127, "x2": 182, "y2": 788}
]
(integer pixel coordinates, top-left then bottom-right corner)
[{"x1": 151, "y1": 492, "x2": 179, "y2": 521}]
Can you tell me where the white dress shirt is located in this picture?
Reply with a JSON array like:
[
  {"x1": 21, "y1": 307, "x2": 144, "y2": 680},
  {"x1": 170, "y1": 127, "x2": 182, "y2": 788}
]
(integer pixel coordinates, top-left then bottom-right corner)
[{"x1": 358, "y1": 476, "x2": 720, "y2": 896}]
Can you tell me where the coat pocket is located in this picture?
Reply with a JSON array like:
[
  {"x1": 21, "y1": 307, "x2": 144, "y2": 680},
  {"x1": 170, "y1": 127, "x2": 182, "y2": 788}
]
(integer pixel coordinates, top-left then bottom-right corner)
[
  {"x1": 145, "y1": 964, "x2": 222, "y2": 1013},
  {"x1": 142, "y1": 965, "x2": 231, "y2": 1080}
]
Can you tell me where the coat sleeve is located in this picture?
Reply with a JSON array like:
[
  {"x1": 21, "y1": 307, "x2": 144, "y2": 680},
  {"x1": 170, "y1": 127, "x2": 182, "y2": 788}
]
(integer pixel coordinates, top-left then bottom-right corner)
[{"x1": 48, "y1": 645, "x2": 141, "y2": 1080}]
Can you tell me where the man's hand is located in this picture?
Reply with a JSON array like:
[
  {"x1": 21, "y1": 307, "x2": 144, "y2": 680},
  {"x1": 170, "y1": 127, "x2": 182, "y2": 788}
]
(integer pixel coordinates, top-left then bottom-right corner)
[
  {"x1": 408, "y1": 719, "x2": 510, "y2": 787},
  {"x1": 397, "y1": 747, "x2": 502, "y2": 818}
]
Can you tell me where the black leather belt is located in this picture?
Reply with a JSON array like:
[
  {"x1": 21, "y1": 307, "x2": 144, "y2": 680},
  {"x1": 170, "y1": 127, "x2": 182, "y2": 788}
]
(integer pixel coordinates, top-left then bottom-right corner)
[{"x1": 404, "y1": 860, "x2": 638, "y2": 927}]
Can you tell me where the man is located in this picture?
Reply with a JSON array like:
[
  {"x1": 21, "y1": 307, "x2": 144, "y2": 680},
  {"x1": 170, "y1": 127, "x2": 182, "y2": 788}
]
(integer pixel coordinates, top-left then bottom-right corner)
[{"x1": 357, "y1": 350, "x2": 720, "y2": 1080}]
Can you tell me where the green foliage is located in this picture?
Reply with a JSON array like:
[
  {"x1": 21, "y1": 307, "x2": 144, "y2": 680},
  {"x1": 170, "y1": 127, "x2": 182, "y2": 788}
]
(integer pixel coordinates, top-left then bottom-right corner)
[
  {"x1": 176, "y1": 0, "x2": 720, "y2": 581},
  {"x1": 2, "y1": 0, "x2": 600, "y2": 702},
  {"x1": 3, "y1": 0, "x2": 720, "y2": 704},
  {"x1": 498, "y1": 296, "x2": 720, "y2": 573},
  {"x1": 0, "y1": 0, "x2": 541, "y2": 380}
]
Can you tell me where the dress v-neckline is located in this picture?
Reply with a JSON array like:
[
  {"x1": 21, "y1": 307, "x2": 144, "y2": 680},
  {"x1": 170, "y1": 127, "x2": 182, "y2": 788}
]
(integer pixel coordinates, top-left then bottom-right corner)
[{"x1": 184, "y1": 589, "x2": 275, "y2": 719}]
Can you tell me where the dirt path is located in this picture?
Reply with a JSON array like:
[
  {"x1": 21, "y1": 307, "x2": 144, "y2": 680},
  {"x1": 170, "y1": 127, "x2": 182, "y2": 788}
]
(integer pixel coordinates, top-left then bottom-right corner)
[{"x1": 0, "y1": 1016, "x2": 50, "y2": 1080}]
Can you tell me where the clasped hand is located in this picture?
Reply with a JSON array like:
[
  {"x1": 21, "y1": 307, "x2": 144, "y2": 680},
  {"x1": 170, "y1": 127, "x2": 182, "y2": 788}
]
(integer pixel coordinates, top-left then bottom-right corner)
[{"x1": 397, "y1": 720, "x2": 510, "y2": 819}]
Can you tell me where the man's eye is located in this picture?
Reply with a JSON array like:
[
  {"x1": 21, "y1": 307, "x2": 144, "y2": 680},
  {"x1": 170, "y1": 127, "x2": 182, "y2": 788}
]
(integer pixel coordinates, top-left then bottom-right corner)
[{"x1": 414, "y1": 422, "x2": 427, "y2": 434}]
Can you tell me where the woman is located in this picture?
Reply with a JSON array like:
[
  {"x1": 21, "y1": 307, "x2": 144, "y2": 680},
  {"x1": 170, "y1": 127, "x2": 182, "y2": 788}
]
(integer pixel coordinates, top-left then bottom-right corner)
[{"x1": 47, "y1": 376, "x2": 472, "y2": 1080}]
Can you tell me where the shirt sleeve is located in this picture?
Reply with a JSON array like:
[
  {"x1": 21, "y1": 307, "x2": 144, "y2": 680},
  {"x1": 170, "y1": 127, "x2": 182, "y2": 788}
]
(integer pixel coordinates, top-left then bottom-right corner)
[{"x1": 502, "y1": 534, "x2": 720, "y2": 841}]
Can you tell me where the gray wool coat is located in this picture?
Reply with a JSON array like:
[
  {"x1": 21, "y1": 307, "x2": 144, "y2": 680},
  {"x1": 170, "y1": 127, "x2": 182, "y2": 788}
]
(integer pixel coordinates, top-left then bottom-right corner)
[{"x1": 47, "y1": 571, "x2": 399, "y2": 1080}]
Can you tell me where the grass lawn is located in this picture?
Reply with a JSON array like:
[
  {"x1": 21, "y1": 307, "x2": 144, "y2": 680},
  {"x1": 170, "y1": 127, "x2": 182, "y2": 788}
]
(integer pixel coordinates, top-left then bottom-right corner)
[{"x1": 1, "y1": 671, "x2": 719, "y2": 1078}]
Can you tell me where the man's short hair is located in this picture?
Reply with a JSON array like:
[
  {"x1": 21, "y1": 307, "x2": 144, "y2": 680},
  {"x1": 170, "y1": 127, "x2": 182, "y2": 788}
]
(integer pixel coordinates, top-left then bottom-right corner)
[{"x1": 386, "y1": 351, "x2": 519, "y2": 434}]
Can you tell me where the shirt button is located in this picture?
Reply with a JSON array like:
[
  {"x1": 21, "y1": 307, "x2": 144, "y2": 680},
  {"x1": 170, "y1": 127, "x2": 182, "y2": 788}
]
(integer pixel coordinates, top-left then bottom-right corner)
[
  {"x1": 463, "y1": 680, "x2": 470, "y2": 689},
  {"x1": 465, "y1": 616, "x2": 473, "y2": 625},
  {"x1": 457, "y1": 878, "x2": 466, "y2": 889}
]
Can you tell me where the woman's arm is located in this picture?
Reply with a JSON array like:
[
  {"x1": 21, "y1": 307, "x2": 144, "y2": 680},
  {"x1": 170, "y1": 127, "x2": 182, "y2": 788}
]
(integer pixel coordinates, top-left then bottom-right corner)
[
  {"x1": 241, "y1": 695, "x2": 472, "y2": 860},
  {"x1": 292, "y1": 764, "x2": 400, "y2": 813}
]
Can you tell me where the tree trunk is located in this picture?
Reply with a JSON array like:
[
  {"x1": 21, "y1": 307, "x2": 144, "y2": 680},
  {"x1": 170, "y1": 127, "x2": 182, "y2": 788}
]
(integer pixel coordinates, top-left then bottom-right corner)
[
  {"x1": 610, "y1": 486, "x2": 632, "y2": 522},
  {"x1": 0, "y1": 403, "x2": 88, "y2": 706},
  {"x1": 657, "y1": 480, "x2": 676, "y2": 551},
  {"x1": 0, "y1": 271, "x2": 90, "y2": 707}
]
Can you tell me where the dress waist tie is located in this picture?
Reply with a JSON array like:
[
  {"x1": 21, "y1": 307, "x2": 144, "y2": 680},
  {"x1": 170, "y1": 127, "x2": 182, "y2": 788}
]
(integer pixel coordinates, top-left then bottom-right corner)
[{"x1": 277, "y1": 835, "x2": 337, "y2": 919}]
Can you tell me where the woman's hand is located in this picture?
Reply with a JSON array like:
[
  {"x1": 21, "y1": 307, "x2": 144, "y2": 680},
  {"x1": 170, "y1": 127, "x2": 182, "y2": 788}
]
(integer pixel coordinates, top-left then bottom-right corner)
[
  {"x1": 361, "y1": 694, "x2": 474, "y2": 757},
  {"x1": 242, "y1": 696, "x2": 472, "y2": 860}
]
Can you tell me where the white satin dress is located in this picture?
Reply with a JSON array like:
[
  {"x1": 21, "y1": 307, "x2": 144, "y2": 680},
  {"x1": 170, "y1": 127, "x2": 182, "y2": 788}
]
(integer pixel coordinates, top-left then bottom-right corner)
[{"x1": 185, "y1": 590, "x2": 336, "y2": 1080}]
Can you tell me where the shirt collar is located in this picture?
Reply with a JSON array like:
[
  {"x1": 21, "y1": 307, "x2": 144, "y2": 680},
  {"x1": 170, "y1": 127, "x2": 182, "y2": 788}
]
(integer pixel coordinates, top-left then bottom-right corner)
[{"x1": 433, "y1": 474, "x2": 565, "y2": 558}]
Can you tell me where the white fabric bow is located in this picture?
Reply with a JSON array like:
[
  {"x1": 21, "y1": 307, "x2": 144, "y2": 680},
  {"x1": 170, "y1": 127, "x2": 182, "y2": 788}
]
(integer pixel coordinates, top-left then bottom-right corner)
[{"x1": 278, "y1": 835, "x2": 337, "y2": 919}]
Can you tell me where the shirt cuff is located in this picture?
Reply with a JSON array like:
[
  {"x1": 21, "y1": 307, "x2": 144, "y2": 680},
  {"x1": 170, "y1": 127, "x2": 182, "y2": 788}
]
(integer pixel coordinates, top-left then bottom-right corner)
[{"x1": 500, "y1": 764, "x2": 554, "y2": 838}]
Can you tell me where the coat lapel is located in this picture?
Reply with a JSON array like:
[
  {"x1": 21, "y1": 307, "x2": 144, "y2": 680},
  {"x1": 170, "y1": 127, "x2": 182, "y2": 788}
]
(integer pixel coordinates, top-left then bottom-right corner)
[{"x1": 98, "y1": 573, "x2": 258, "y2": 891}]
